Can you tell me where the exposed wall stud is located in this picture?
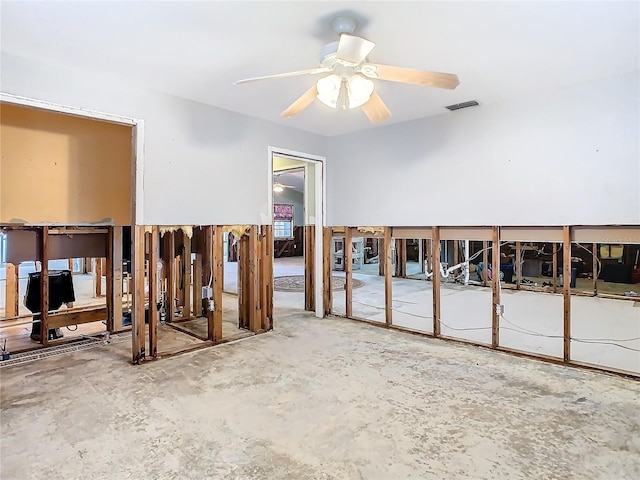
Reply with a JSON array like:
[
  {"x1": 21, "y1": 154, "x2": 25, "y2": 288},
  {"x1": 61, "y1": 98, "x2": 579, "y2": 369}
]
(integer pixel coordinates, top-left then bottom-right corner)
[
  {"x1": 563, "y1": 226, "x2": 571, "y2": 362},
  {"x1": 492, "y1": 226, "x2": 500, "y2": 348},
  {"x1": 516, "y1": 241, "x2": 522, "y2": 289},
  {"x1": 131, "y1": 225, "x2": 146, "y2": 364},
  {"x1": 432, "y1": 227, "x2": 441, "y2": 336},
  {"x1": 5, "y1": 263, "x2": 19, "y2": 318},
  {"x1": 552, "y1": 242, "x2": 558, "y2": 294},
  {"x1": 592, "y1": 242, "x2": 598, "y2": 295},
  {"x1": 40, "y1": 227, "x2": 50, "y2": 346},
  {"x1": 182, "y1": 234, "x2": 192, "y2": 318},
  {"x1": 211, "y1": 226, "x2": 223, "y2": 341},
  {"x1": 193, "y1": 253, "x2": 203, "y2": 318},
  {"x1": 345, "y1": 226, "x2": 353, "y2": 318},
  {"x1": 249, "y1": 225, "x2": 260, "y2": 332},
  {"x1": 482, "y1": 241, "x2": 488, "y2": 287},
  {"x1": 148, "y1": 226, "x2": 159, "y2": 358},
  {"x1": 384, "y1": 227, "x2": 393, "y2": 326},
  {"x1": 323, "y1": 227, "x2": 332, "y2": 316},
  {"x1": 304, "y1": 225, "x2": 315, "y2": 311}
]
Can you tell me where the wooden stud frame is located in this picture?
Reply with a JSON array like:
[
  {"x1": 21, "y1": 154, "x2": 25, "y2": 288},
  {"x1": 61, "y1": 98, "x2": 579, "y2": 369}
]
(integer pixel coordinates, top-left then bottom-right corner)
[
  {"x1": 323, "y1": 227, "x2": 332, "y2": 316},
  {"x1": 39, "y1": 227, "x2": 50, "y2": 346},
  {"x1": 148, "y1": 227, "x2": 159, "y2": 358},
  {"x1": 249, "y1": 225, "x2": 260, "y2": 332},
  {"x1": 131, "y1": 225, "x2": 146, "y2": 364},
  {"x1": 304, "y1": 225, "x2": 315, "y2": 311},
  {"x1": 491, "y1": 226, "x2": 500, "y2": 348},
  {"x1": 345, "y1": 226, "x2": 353, "y2": 319},
  {"x1": 211, "y1": 226, "x2": 224, "y2": 342},
  {"x1": 553, "y1": 242, "x2": 558, "y2": 294},
  {"x1": 515, "y1": 241, "x2": 522, "y2": 289},
  {"x1": 321, "y1": 224, "x2": 639, "y2": 378},
  {"x1": 5, "y1": 263, "x2": 19, "y2": 318},
  {"x1": 563, "y1": 226, "x2": 571, "y2": 362},
  {"x1": 384, "y1": 227, "x2": 393, "y2": 326},
  {"x1": 482, "y1": 241, "x2": 489, "y2": 287},
  {"x1": 431, "y1": 227, "x2": 441, "y2": 337}
]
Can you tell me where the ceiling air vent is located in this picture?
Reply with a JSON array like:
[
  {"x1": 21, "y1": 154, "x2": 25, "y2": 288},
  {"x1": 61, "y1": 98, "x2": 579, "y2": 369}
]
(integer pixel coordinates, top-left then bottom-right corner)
[{"x1": 445, "y1": 100, "x2": 479, "y2": 111}]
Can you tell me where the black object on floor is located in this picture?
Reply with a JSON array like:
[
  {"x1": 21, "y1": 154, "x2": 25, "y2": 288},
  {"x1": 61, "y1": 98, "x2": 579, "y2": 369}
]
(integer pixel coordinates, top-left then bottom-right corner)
[{"x1": 25, "y1": 270, "x2": 75, "y2": 341}]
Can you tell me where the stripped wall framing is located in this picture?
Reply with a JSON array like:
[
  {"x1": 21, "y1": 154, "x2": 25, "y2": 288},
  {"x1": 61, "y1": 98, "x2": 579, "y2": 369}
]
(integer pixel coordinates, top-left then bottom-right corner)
[{"x1": 325, "y1": 225, "x2": 640, "y2": 378}]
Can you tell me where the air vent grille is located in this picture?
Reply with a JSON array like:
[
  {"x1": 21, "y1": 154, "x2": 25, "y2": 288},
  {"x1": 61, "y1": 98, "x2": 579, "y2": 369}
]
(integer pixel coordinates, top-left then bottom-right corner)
[{"x1": 445, "y1": 100, "x2": 479, "y2": 111}]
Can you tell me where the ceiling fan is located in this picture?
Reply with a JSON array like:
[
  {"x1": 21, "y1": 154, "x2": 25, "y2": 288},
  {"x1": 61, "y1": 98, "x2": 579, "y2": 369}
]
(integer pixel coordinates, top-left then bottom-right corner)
[
  {"x1": 273, "y1": 174, "x2": 296, "y2": 193},
  {"x1": 235, "y1": 16, "x2": 460, "y2": 124}
]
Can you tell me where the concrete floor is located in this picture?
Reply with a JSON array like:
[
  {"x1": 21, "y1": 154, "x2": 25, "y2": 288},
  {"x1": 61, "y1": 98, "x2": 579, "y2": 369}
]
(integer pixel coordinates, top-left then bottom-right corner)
[
  {"x1": 336, "y1": 268, "x2": 640, "y2": 375},
  {"x1": 1, "y1": 304, "x2": 639, "y2": 479}
]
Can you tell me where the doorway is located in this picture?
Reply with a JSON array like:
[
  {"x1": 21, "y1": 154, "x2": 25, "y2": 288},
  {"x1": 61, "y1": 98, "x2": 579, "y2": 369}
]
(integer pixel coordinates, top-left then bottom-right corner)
[{"x1": 269, "y1": 148, "x2": 324, "y2": 317}]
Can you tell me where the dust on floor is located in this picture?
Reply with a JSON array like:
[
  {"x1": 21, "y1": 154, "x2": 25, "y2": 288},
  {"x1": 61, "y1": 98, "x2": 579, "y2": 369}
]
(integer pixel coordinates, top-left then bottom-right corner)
[{"x1": 1, "y1": 306, "x2": 639, "y2": 479}]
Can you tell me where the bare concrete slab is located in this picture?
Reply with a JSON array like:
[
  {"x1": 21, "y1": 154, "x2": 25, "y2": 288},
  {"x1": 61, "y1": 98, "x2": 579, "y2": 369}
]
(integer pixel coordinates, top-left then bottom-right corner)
[{"x1": 1, "y1": 306, "x2": 639, "y2": 479}]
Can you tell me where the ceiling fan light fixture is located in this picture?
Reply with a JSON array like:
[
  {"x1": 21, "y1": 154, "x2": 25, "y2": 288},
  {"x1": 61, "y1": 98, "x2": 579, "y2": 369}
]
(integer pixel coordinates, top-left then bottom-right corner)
[
  {"x1": 316, "y1": 74, "x2": 374, "y2": 110},
  {"x1": 273, "y1": 184, "x2": 284, "y2": 193}
]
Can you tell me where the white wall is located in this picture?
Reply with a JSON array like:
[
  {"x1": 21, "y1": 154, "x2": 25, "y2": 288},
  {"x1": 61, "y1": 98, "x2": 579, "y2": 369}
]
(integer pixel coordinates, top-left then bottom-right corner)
[
  {"x1": 0, "y1": 52, "x2": 326, "y2": 226},
  {"x1": 326, "y1": 72, "x2": 640, "y2": 227}
]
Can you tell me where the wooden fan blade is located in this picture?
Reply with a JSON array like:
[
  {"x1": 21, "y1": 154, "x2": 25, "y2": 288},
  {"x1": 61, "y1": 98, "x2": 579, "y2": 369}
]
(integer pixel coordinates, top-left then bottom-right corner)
[
  {"x1": 336, "y1": 34, "x2": 376, "y2": 64},
  {"x1": 364, "y1": 64, "x2": 459, "y2": 89},
  {"x1": 281, "y1": 84, "x2": 318, "y2": 118},
  {"x1": 361, "y1": 91, "x2": 391, "y2": 124},
  {"x1": 235, "y1": 67, "x2": 330, "y2": 85}
]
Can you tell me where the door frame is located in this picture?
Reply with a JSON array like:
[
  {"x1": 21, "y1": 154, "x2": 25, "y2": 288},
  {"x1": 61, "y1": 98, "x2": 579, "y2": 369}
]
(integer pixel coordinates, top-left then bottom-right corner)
[
  {"x1": 1, "y1": 92, "x2": 145, "y2": 361},
  {"x1": 268, "y1": 146, "x2": 325, "y2": 318}
]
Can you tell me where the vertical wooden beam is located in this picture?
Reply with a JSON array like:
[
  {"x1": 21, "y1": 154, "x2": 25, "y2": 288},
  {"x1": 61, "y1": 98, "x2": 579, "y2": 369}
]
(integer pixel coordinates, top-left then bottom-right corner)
[
  {"x1": 192, "y1": 254, "x2": 203, "y2": 317},
  {"x1": 384, "y1": 227, "x2": 393, "y2": 326},
  {"x1": 344, "y1": 227, "x2": 353, "y2": 318},
  {"x1": 93, "y1": 258, "x2": 102, "y2": 297},
  {"x1": 111, "y1": 227, "x2": 123, "y2": 331},
  {"x1": 515, "y1": 241, "x2": 522, "y2": 289},
  {"x1": 432, "y1": 227, "x2": 441, "y2": 336},
  {"x1": 166, "y1": 231, "x2": 176, "y2": 323},
  {"x1": 249, "y1": 226, "x2": 260, "y2": 332},
  {"x1": 259, "y1": 226, "x2": 267, "y2": 330},
  {"x1": 395, "y1": 239, "x2": 407, "y2": 277},
  {"x1": 563, "y1": 226, "x2": 571, "y2": 362},
  {"x1": 425, "y1": 239, "x2": 432, "y2": 276},
  {"x1": 592, "y1": 242, "x2": 598, "y2": 295},
  {"x1": 67, "y1": 258, "x2": 74, "y2": 271},
  {"x1": 182, "y1": 234, "x2": 191, "y2": 318},
  {"x1": 148, "y1": 227, "x2": 159, "y2": 358},
  {"x1": 323, "y1": 227, "x2": 332, "y2": 316},
  {"x1": 552, "y1": 242, "x2": 558, "y2": 294},
  {"x1": 304, "y1": 225, "x2": 315, "y2": 311},
  {"x1": 106, "y1": 230, "x2": 114, "y2": 331},
  {"x1": 419, "y1": 239, "x2": 425, "y2": 274},
  {"x1": 264, "y1": 225, "x2": 274, "y2": 329},
  {"x1": 378, "y1": 237, "x2": 385, "y2": 277},
  {"x1": 491, "y1": 226, "x2": 500, "y2": 348},
  {"x1": 453, "y1": 240, "x2": 459, "y2": 267},
  {"x1": 482, "y1": 241, "x2": 489, "y2": 287},
  {"x1": 238, "y1": 234, "x2": 249, "y2": 329},
  {"x1": 39, "y1": 227, "x2": 50, "y2": 345},
  {"x1": 209, "y1": 226, "x2": 224, "y2": 341},
  {"x1": 5, "y1": 263, "x2": 19, "y2": 318},
  {"x1": 131, "y1": 225, "x2": 146, "y2": 364}
]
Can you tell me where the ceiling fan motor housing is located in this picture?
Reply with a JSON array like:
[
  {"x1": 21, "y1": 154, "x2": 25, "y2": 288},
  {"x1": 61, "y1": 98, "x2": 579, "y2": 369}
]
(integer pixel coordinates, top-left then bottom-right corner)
[{"x1": 331, "y1": 16, "x2": 358, "y2": 35}]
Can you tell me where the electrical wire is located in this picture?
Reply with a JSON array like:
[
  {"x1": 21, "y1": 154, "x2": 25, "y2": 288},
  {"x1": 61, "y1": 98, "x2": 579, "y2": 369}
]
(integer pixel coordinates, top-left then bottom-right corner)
[{"x1": 500, "y1": 313, "x2": 640, "y2": 352}]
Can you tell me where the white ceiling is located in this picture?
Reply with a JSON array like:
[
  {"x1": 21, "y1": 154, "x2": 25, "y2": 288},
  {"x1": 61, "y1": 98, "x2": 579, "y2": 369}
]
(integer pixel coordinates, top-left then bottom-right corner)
[
  {"x1": 1, "y1": 1, "x2": 638, "y2": 137},
  {"x1": 274, "y1": 170, "x2": 305, "y2": 194}
]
